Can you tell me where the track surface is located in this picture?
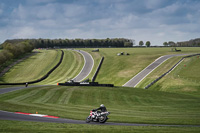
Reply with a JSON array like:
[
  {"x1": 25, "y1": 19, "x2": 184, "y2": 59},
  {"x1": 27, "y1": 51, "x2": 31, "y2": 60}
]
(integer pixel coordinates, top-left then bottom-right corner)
[
  {"x1": 0, "y1": 85, "x2": 47, "y2": 94},
  {"x1": 1, "y1": 110, "x2": 199, "y2": 127},
  {"x1": 123, "y1": 54, "x2": 190, "y2": 87},
  {"x1": 72, "y1": 50, "x2": 94, "y2": 82}
]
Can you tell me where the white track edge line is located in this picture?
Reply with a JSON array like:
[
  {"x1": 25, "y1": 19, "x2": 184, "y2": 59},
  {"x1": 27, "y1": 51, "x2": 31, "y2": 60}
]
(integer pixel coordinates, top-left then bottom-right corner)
[{"x1": 122, "y1": 55, "x2": 164, "y2": 86}]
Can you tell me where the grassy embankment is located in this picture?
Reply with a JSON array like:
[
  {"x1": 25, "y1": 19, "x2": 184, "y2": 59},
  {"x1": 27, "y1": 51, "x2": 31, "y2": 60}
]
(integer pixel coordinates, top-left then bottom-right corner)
[
  {"x1": 0, "y1": 49, "x2": 84, "y2": 85},
  {"x1": 0, "y1": 49, "x2": 59, "y2": 83},
  {"x1": 148, "y1": 56, "x2": 200, "y2": 96},
  {"x1": 37, "y1": 49, "x2": 84, "y2": 85},
  {"x1": 0, "y1": 85, "x2": 199, "y2": 125},
  {"x1": 81, "y1": 47, "x2": 200, "y2": 86}
]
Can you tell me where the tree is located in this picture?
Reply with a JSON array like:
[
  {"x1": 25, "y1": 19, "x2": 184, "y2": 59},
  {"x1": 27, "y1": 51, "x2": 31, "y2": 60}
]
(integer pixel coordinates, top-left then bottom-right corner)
[
  {"x1": 163, "y1": 42, "x2": 168, "y2": 46},
  {"x1": 124, "y1": 42, "x2": 132, "y2": 47},
  {"x1": 145, "y1": 41, "x2": 151, "y2": 47},
  {"x1": 139, "y1": 41, "x2": 144, "y2": 46},
  {"x1": 168, "y1": 41, "x2": 175, "y2": 47}
]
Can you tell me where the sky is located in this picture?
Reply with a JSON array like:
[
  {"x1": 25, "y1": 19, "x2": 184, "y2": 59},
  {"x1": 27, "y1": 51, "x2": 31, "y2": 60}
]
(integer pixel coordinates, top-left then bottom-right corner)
[{"x1": 0, "y1": 0, "x2": 200, "y2": 45}]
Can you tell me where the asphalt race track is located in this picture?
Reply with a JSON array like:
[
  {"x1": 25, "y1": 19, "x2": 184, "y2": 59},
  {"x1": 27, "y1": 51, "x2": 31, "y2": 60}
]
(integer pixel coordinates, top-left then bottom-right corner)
[
  {"x1": 1, "y1": 110, "x2": 199, "y2": 127},
  {"x1": 72, "y1": 50, "x2": 94, "y2": 82},
  {"x1": 0, "y1": 85, "x2": 46, "y2": 94},
  {"x1": 123, "y1": 54, "x2": 190, "y2": 87}
]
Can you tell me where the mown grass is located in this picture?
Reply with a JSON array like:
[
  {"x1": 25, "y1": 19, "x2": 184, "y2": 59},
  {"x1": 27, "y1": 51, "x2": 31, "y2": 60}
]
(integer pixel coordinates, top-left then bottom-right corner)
[
  {"x1": 0, "y1": 49, "x2": 84, "y2": 84},
  {"x1": 0, "y1": 47, "x2": 200, "y2": 132},
  {"x1": 0, "y1": 120, "x2": 200, "y2": 133},
  {"x1": 137, "y1": 56, "x2": 183, "y2": 88},
  {"x1": 0, "y1": 85, "x2": 199, "y2": 125},
  {"x1": 0, "y1": 50, "x2": 60, "y2": 83},
  {"x1": 80, "y1": 47, "x2": 200, "y2": 86},
  {"x1": 150, "y1": 55, "x2": 200, "y2": 96},
  {"x1": 37, "y1": 49, "x2": 84, "y2": 85},
  {"x1": 0, "y1": 52, "x2": 33, "y2": 73}
]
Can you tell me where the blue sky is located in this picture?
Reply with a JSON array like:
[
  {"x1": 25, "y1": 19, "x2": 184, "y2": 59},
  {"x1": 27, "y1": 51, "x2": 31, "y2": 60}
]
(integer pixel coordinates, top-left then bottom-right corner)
[{"x1": 0, "y1": 0, "x2": 200, "y2": 45}]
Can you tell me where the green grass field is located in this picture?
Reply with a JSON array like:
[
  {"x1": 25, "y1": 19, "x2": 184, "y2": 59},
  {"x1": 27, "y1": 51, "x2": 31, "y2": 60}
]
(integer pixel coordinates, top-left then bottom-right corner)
[
  {"x1": 150, "y1": 55, "x2": 200, "y2": 96},
  {"x1": 0, "y1": 85, "x2": 200, "y2": 132},
  {"x1": 80, "y1": 47, "x2": 200, "y2": 86},
  {"x1": 0, "y1": 85, "x2": 199, "y2": 125},
  {"x1": 1, "y1": 120, "x2": 199, "y2": 133},
  {"x1": 137, "y1": 56, "x2": 184, "y2": 88},
  {"x1": 37, "y1": 49, "x2": 84, "y2": 85},
  {"x1": 0, "y1": 50, "x2": 60, "y2": 83},
  {"x1": 0, "y1": 47, "x2": 200, "y2": 132},
  {"x1": 0, "y1": 49, "x2": 84, "y2": 84}
]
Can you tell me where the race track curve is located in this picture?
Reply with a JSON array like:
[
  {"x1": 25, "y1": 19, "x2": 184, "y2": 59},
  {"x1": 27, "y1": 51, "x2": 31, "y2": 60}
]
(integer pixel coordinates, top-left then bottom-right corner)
[
  {"x1": 72, "y1": 50, "x2": 94, "y2": 82},
  {"x1": 123, "y1": 54, "x2": 191, "y2": 87}
]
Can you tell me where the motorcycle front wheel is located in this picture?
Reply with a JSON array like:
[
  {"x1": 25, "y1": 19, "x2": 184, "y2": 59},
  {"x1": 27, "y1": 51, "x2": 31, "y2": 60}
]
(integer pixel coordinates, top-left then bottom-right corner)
[{"x1": 86, "y1": 116, "x2": 91, "y2": 123}]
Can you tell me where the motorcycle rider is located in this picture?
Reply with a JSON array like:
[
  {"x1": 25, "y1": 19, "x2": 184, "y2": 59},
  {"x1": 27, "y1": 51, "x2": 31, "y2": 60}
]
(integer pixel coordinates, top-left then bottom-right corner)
[{"x1": 92, "y1": 104, "x2": 107, "y2": 118}]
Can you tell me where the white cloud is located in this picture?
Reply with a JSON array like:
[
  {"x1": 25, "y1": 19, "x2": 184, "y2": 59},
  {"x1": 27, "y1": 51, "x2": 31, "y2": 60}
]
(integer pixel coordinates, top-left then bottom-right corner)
[
  {"x1": 12, "y1": 27, "x2": 37, "y2": 38},
  {"x1": 11, "y1": 4, "x2": 27, "y2": 19},
  {"x1": 145, "y1": 0, "x2": 164, "y2": 9},
  {"x1": 0, "y1": 0, "x2": 200, "y2": 45},
  {"x1": 63, "y1": 4, "x2": 86, "y2": 18}
]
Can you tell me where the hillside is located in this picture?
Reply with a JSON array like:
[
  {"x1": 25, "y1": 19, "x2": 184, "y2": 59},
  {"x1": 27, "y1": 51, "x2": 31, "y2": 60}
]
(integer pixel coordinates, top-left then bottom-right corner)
[
  {"x1": 0, "y1": 49, "x2": 84, "y2": 84},
  {"x1": 82, "y1": 47, "x2": 200, "y2": 86}
]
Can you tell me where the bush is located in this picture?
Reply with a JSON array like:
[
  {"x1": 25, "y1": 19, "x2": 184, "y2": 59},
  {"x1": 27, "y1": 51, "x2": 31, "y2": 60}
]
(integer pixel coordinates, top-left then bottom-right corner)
[{"x1": 0, "y1": 42, "x2": 34, "y2": 67}]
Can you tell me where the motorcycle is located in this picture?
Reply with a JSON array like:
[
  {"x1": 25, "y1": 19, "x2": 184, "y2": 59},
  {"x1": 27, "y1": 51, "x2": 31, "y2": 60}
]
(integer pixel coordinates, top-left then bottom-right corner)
[{"x1": 86, "y1": 110, "x2": 110, "y2": 123}]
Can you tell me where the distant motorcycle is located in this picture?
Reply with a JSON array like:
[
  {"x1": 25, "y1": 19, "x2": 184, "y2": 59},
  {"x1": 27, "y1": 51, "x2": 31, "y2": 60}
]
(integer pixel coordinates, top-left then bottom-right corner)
[{"x1": 86, "y1": 110, "x2": 110, "y2": 123}]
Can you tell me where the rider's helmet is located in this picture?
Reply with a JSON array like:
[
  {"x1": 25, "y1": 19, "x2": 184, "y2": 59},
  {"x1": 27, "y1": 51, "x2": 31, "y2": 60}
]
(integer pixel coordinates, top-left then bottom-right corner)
[{"x1": 100, "y1": 104, "x2": 105, "y2": 107}]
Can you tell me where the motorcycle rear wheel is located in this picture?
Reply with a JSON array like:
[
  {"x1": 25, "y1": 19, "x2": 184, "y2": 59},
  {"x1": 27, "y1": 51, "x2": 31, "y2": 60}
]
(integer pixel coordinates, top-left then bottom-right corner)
[{"x1": 99, "y1": 115, "x2": 107, "y2": 123}]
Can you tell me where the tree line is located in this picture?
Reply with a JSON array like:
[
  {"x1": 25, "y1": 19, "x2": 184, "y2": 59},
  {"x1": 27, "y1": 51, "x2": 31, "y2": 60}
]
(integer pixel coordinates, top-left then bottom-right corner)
[
  {"x1": 4, "y1": 38, "x2": 134, "y2": 48},
  {"x1": 163, "y1": 38, "x2": 200, "y2": 47},
  {"x1": 0, "y1": 41, "x2": 34, "y2": 67}
]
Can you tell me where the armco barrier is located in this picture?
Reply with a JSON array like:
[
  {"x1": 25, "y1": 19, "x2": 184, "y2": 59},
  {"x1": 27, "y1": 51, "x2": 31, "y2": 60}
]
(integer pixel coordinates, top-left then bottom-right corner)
[
  {"x1": 144, "y1": 53, "x2": 200, "y2": 89},
  {"x1": 91, "y1": 56, "x2": 104, "y2": 82},
  {"x1": 0, "y1": 50, "x2": 64, "y2": 85}
]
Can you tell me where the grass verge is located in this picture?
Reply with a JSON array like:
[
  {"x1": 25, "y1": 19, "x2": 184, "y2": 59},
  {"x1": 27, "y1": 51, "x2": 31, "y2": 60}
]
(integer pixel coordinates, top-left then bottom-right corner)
[{"x1": 0, "y1": 120, "x2": 200, "y2": 133}]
